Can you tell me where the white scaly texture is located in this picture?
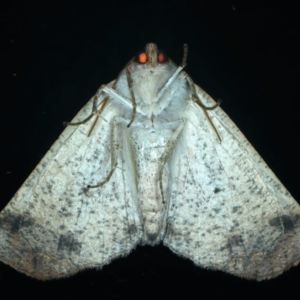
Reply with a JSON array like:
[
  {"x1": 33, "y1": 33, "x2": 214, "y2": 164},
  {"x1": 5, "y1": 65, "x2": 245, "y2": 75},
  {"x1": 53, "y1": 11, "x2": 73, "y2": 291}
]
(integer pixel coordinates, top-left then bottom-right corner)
[{"x1": 0, "y1": 43, "x2": 299, "y2": 280}]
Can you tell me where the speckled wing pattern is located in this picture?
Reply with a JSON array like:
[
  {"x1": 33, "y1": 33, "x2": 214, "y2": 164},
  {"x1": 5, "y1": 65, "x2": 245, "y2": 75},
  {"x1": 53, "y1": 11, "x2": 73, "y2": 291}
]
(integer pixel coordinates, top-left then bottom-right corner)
[
  {"x1": 1, "y1": 43, "x2": 300, "y2": 281},
  {"x1": 0, "y1": 81, "x2": 143, "y2": 280},
  {"x1": 163, "y1": 84, "x2": 300, "y2": 280}
]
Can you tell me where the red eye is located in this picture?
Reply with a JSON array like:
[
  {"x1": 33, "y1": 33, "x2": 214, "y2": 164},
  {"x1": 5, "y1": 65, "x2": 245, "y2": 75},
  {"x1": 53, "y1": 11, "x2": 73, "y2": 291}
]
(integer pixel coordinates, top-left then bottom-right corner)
[
  {"x1": 138, "y1": 52, "x2": 147, "y2": 64},
  {"x1": 157, "y1": 52, "x2": 167, "y2": 63}
]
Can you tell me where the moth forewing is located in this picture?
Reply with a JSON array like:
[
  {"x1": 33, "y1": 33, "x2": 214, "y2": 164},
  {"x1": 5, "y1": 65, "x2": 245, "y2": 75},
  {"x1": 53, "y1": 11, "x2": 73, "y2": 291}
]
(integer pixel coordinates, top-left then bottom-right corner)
[
  {"x1": 1, "y1": 43, "x2": 300, "y2": 281},
  {"x1": 0, "y1": 80, "x2": 143, "y2": 279},
  {"x1": 163, "y1": 84, "x2": 300, "y2": 279}
]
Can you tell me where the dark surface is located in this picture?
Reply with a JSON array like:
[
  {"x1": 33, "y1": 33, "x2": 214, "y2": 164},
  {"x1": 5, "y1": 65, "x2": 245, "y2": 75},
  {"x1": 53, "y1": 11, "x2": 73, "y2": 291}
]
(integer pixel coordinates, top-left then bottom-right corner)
[{"x1": 0, "y1": 0, "x2": 299, "y2": 298}]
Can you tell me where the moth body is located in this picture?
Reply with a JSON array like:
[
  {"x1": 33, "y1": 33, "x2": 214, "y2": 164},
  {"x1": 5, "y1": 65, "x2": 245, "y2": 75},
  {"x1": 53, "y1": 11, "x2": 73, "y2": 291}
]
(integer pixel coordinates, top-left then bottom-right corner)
[{"x1": 113, "y1": 44, "x2": 190, "y2": 242}]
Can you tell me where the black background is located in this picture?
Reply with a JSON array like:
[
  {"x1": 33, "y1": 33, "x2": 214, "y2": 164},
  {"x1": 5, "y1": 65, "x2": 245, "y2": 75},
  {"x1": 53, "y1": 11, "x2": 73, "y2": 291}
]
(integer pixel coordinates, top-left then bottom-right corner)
[{"x1": 0, "y1": 0, "x2": 299, "y2": 298}]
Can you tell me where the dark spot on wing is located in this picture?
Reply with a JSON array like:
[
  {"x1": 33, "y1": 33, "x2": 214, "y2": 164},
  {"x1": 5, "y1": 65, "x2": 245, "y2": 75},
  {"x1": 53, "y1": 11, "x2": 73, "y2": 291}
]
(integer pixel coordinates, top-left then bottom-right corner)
[
  {"x1": 0, "y1": 214, "x2": 21, "y2": 233},
  {"x1": 269, "y1": 215, "x2": 298, "y2": 231},
  {"x1": 57, "y1": 234, "x2": 81, "y2": 255},
  {"x1": 282, "y1": 216, "x2": 295, "y2": 231},
  {"x1": 229, "y1": 235, "x2": 243, "y2": 246},
  {"x1": 220, "y1": 235, "x2": 244, "y2": 255},
  {"x1": 0, "y1": 212, "x2": 35, "y2": 234},
  {"x1": 21, "y1": 218, "x2": 35, "y2": 228},
  {"x1": 232, "y1": 206, "x2": 242, "y2": 214},
  {"x1": 127, "y1": 224, "x2": 138, "y2": 235},
  {"x1": 214, "y1": 187, "x2": 222, "y2": 194},
  {"x1": 252, "y1": 236, "x2": 265, "y2": 252},
  {"x1": 82, "y1": 187, "x2": 90, "y2": 196}
]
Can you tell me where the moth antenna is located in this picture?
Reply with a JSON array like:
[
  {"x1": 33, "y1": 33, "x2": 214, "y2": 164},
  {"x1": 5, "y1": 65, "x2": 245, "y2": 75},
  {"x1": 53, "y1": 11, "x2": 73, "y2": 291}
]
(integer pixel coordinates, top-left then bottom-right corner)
[
  {"x1": 63, "y1": 85, "x2": 107, "y2": 127},
  {"x1": 184, "y1": 73, "x2": 221, "y2": 141},
  {"x1": 202, "y1": 109, "x2": 222, "y2": 142},
  {"x1": 63, "y1": 110, "x2": 94, "y2": 127},
  {"x1": 181, "y1": 44, "x2": 188, "y2": 67}
]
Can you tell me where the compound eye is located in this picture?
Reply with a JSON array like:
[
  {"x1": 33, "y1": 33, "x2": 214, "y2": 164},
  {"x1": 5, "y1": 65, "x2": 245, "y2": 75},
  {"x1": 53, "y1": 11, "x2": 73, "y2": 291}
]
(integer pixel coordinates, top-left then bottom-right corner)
[
  {"x1": 157, "y1": 52, "x2": 167, "y2": 63},
  {"x1": 136, "y1": 52, "x2": 147, "y2": 64}
]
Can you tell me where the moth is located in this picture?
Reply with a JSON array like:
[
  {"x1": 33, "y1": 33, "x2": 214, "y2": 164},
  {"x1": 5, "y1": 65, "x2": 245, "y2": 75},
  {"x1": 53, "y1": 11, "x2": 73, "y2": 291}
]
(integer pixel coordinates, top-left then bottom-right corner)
[{"x1": 1, "y1": 43, "x2": 300, "y2": 280}]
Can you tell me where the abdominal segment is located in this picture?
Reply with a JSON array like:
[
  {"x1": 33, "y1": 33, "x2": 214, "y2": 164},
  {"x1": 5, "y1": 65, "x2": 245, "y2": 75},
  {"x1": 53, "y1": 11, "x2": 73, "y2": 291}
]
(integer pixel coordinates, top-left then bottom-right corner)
[
  {"x1": 133, "y1": 129, "x2": 170, "y2": 243},
  {"x1": 138, "y1": 159, "x2": 166, "y2": 242}
]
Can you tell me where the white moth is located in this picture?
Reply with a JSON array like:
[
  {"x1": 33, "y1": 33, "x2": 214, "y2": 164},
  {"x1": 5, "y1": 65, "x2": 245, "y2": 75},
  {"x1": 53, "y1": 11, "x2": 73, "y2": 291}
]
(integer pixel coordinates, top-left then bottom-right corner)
[{"x1": 1, "y1": 43, "x2": 300, "y2": 281}]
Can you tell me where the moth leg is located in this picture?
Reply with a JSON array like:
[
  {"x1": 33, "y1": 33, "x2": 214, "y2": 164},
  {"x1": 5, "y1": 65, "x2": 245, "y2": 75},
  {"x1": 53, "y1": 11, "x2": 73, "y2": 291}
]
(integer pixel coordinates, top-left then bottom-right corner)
[
  {"x1": 184, "y1": 74, "x2": 222, "y2": 141},
  {"x1": 125, "y1": 66, "x2": 137, "y2": 128},
  {"x1": 158, "y1": 120, "x2": 186, "y2": 204},
  {"x1": 102, "y1": 86, "x2": 145, "y2": 116},
  {"x1": 155, "y1": 65, "x2": 185, "y2": 102},
  {"x1": 87, "y1": 117, "x2": 120, "y2": 189},
  {"x1": 63, "y1": 84, "x2": 108, "y2": 127}
]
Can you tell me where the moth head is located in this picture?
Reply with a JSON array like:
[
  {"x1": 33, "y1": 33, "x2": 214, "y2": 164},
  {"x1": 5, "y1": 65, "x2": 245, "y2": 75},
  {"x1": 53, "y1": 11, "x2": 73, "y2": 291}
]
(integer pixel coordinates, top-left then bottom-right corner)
[{"x1": 135, "y1": 43, "x2": 169, "y2": 67}]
